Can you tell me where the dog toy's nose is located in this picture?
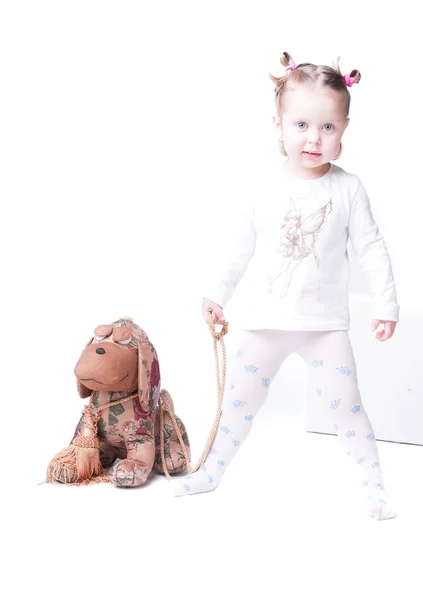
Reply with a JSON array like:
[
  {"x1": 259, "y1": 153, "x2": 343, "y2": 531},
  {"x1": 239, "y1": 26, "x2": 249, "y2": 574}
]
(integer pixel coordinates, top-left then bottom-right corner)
[{"x1": 96, "y1": 348, "x2": 106, "y2": 355}]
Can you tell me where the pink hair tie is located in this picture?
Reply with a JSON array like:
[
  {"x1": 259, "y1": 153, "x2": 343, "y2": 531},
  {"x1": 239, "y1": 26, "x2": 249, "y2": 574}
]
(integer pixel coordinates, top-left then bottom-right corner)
[
  {"x1": 286, "y1": 58, "x2": 297, "y2": 71},
  {"x1": 344, "y1": 74, "x2": 355, "y2": 87}
]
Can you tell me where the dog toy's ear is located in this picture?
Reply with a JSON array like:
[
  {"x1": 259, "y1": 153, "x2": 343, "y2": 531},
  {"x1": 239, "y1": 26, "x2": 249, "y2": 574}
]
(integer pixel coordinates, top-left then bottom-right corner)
[
  {"x1": 135, "y1": 328, "x2": 161, "y2": 414},
  {"x1": 76, "y1": 337, "x2": 94, "y2": 398}
]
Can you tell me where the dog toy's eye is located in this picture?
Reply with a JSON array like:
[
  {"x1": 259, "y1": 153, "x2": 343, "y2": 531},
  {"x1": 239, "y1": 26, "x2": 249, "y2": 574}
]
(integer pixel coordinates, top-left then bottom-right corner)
[
  {"x1": 93, "y1": 324, "x2": 113, "y2": 341},
  {"x1": 112, "y1": 326, "x2": 132, "y2": 345}
]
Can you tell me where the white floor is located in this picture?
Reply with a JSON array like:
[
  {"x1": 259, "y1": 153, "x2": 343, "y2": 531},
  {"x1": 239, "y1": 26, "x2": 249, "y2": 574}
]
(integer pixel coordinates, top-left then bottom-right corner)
[{"x1": 15, "y1": 418, "x2": 422, "y2": 600}]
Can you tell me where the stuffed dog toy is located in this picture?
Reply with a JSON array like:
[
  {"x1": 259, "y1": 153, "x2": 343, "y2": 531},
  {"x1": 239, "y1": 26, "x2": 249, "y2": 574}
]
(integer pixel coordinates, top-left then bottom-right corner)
[{"x1": 46, "y1": 317, "x2": 190, "y2": 487}]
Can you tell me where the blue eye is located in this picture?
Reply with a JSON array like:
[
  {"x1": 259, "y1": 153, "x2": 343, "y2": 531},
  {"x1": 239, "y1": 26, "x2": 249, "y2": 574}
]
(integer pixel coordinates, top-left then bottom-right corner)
[
  {"x1": 297, "y1": 122, "x2": 307, "y2": 130},
  {"x1": 323, "y1": 124, "x2": 333, "y2": 131}
]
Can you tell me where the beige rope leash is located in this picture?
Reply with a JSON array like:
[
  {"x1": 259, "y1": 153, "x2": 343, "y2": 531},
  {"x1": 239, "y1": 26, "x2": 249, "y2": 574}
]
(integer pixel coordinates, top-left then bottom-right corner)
[
  {"x1": 86, "y1": 391, "x2": 138, "y2": 422},
  {"x1": 159, "y1": 311, "x2": 228, "y2": 480}
]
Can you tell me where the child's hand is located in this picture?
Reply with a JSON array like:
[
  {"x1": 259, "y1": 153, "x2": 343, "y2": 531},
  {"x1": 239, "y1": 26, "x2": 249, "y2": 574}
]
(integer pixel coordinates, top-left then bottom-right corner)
[
  {"x1": 202, "y1": 298, "x2": 225, "y2": 325},
  {"x1": 371, "y1": 319, "x2": 397, "y2": 341}
]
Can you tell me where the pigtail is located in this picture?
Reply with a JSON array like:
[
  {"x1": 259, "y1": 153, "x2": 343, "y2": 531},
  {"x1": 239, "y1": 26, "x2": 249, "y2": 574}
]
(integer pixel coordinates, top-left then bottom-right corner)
[
  {"x1": 333, "y1": 56, "x2": 361, "y2": 86},
  {"x1": 280, "y1": 51, "x2": 294, "y2": 69},
  {"x1": 269, "y1": 51, "x2": 296, "y2": 95},
  {"x1": 348, "y1": 69, "x2": 361, "y2": 85}
]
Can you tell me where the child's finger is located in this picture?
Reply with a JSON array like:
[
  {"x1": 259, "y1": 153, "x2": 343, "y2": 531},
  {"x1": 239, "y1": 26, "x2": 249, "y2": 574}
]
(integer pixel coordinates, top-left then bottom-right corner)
[
  {"x1": 378, "y1": 322, "x2": 395, "y2": 341},
  {"x1": 216, "y1": 310, "x2": 225, "y2": 324},
  {"x1": 371, "y1": 319, "x2": 381, "y2": 331},
  {"x1": 204, "y1": 309, "x2": 218, "y2": 324},
  {"x1": 212, "y1": 311, "x2": 225, "y2": 325},
  {"x1": 374, "y1": 321, "x2": 396, "y2": 341}
]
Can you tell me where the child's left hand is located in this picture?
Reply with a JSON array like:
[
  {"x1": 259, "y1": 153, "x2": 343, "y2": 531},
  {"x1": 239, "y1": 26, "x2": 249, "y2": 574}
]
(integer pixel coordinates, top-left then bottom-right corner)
[{"x1": 371, "y1": 320, "x2": 397, "y2": 341}]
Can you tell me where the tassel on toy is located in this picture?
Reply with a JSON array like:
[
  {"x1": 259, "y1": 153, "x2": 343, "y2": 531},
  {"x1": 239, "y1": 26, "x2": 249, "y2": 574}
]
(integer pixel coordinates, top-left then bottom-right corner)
[{"x1": 46, "y1": 411, "x2": 108, "y2": 485}]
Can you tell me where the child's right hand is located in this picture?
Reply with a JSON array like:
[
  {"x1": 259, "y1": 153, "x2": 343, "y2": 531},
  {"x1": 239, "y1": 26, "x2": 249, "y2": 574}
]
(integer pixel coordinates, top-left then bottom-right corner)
[{"x1": 202, "y1": 298, "x2": 225, "y2": 325}]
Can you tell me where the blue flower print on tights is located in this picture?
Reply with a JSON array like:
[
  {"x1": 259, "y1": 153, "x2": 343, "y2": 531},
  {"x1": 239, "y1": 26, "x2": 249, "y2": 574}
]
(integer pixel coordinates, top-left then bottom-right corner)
[
  {"x1": 208, "y1": 476, "x2": 214, "y2": 484},
  {"x1": 232, "y1": 439, "x2": 240, "y2": 447},
  {"x1": 229, "y1": 382, "x2": 235, "y2": 391},
  {"x1": 184, "y1": 484, "x2": 191, "y2": 492},
  {"x1": 357, "y1": 456, "x2": 366, "y2": 465},
  {"x1": 245, "y1": 364, "x2": 258, "y2": 373},
  {"x1": 200, "y1": 464, "x2": 207, "y2": 471},
  {"x1": 217, "y1": 460, "x2": 225, "y2": 466},
  {"x1": 312, "y1": 360, "x2": 323, "y2": 368},
  {"x1": 362, "y1": 480, "x2": 369, "y2": 487},
  {"x1": 345, "y1": 430, "x2": 356, "y2": 438},
  {"x1": 337, "y1": 366, "x2": 352, "y2": 376},
  {"x1": 233, "y1": 400, "x2": 247, "y2": 408},
  {"x1": 334, "y1": 424, "x2": 339, "y2": 432},
  {"x1": 236, "y1": 350, "x2": 244, "y2": 358},
  {"x1": 351, "y1": 405, "x2": 361, "y2": 414},
  {"x1": 220, "y1": 426, "x2": 230, "y2": 434},
  {"x1": 364, "y1": 433, "x2": 375, "y2": 440},
  {"x1": 262, "y1": 377, "x2": 271, "y2": 388},
  {"x1": 371, "y1": 461, "x2": 380, "y2": 469},
  {"x1": 210, "y1": 447, "x2": 218, "y2": 454},
  {"x1": 330, "y1": 399, "x2": 340, "y2": 409},
  {"x1": 316, "y1": 388, "x2": 322, "y2": 396},
  {"x1": 245, "y1": 415, "x2": 254, "y2": 421}
]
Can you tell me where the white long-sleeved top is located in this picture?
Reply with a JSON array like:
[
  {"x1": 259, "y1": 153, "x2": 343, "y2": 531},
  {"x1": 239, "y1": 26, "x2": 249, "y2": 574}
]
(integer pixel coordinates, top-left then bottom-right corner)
[{"x1": 202, "y1": 163, "x2": 399, "y2": 331}]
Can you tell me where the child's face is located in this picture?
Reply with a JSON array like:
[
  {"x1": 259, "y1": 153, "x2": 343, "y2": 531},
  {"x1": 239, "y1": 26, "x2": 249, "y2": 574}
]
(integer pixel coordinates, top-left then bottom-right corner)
[{"x1": 274, "y1": 84, "x2": 349, "y2": 172}]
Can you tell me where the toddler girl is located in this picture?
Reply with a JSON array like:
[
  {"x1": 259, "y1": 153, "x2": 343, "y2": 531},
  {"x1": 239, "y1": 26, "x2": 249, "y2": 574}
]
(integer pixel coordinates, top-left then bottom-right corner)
[{"x1": 172, "y1": 52, "x2": 399, "y2": 520}]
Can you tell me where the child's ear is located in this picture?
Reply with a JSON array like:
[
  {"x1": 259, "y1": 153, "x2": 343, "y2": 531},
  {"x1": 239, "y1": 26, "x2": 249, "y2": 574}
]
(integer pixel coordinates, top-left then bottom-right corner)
[
  {"x1": 345, "y1": 117, "x2": 350, "y2": 129},
  {"x1": 273, "y1": 115, "x2": 282, "y2": 135}
]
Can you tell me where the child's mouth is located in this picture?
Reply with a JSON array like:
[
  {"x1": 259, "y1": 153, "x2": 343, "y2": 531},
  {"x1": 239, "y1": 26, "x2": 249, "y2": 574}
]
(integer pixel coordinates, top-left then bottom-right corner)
[{"x1": 303, "y1": 151, "x2": 321, "y2": 158}]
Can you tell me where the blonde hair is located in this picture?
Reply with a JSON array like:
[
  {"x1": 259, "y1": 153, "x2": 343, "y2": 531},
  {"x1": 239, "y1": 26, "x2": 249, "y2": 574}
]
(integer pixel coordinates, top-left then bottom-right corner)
[{"x1": 269, "y1": 52, "x2": 361, "y2": 117}]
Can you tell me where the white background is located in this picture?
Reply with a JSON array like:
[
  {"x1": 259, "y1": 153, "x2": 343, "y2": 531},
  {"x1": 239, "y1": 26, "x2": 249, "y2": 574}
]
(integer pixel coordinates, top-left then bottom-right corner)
[{"x1": 2, "y1": 1, "x2": 422, "y2": 598}]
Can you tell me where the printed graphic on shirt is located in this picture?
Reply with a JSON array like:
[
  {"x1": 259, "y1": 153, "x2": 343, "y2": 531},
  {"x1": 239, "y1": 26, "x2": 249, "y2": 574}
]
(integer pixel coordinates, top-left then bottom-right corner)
[{"x1": 267, "y1": 198, "x2": 333, "y2": 297}]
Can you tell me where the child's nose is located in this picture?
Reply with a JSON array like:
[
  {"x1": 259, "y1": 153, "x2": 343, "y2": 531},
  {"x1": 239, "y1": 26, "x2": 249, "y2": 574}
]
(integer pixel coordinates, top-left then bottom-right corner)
[{"x1": 307, "y1": 129, "x2": 321, "y2": 145}]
